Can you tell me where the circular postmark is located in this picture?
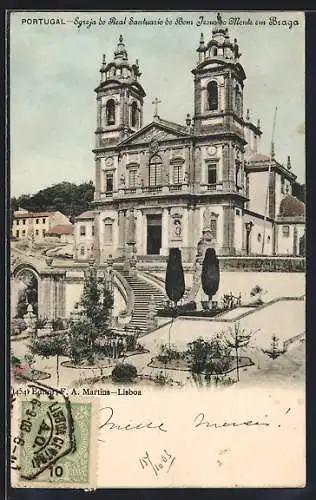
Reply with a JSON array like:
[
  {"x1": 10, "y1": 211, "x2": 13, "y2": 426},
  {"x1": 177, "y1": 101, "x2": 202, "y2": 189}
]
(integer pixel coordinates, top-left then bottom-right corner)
[{"x1": 11, "y1": 380, "x2": 76, "y2": 480}]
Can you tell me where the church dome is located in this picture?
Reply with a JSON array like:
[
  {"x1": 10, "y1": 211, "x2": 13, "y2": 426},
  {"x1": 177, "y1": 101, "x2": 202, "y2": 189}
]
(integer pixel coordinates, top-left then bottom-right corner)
[{"x1": 279, "y1": 195, "x2": 305, "y2": 217}]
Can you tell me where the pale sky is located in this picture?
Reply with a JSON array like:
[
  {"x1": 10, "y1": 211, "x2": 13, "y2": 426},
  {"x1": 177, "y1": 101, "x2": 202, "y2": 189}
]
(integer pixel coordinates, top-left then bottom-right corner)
[{"x1": 9, "y1": 11, "x2": 305, "y2": 196}]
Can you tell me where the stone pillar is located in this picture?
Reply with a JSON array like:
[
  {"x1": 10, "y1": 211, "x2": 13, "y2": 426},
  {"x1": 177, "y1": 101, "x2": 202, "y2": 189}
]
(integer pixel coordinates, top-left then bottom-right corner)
[
  {"x1": 135, "y1": 209, "x2": 143, "y2": 255},
  {"x1": 161, "y1": 208, "x2": 169, "y2": 256},
  {"x1": 93, "y1": 212, "x2": 101, "y2": 264},
  {"x1": 118, "y1": 210, "x2": 126, "y2": 258},
  {"x1": 11, "y1": 277, "x2": 19, "y2": 320},
  {"x1": 221, "y1": 205, "x2": 235, "y2": 255},
  {"x1": 95, "y1": 158, "x2": 101, "y2": 201}
]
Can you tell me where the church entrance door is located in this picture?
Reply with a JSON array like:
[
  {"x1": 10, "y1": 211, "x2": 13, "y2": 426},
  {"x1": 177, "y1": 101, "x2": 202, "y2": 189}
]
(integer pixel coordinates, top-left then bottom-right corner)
[{"x1": 147, "y1": 215, "x2": 162, "y2": 255}]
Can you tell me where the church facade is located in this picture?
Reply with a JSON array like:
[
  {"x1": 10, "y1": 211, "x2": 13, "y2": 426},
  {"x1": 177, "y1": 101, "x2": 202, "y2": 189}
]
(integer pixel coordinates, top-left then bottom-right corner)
[{"x1": 74, "y1": 28, "x2": 305, "y2": 264}]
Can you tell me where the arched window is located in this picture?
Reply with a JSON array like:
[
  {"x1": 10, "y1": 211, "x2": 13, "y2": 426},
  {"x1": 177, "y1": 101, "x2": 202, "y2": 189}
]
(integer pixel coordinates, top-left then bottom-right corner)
[
  {"x1": 106, "y1": 99, "x2": 115, "y2": 126},
  {"x1": 149, "y1": 155, "x2": 162, "y2": 186},
  {"x1": 131, "y1": 102, "x2": 138, "y2": 128},
  {"x1": 207, "y1": 81, "x2": 218, "y2": 111}
]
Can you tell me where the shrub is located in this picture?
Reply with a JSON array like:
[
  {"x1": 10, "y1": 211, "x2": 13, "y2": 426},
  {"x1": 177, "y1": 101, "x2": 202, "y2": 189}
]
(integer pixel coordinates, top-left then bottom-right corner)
[
  {"x1": 112, "y1": 363, "x2": 137, "y2": 382},
  {"x1": 201, "y1": 248, "x2": 220, "y2": 305},
  {"x1": 165, "y1": 248, "x2": 185, "y2": 306},
  {"x1": 11, "y1": 318, "x2": 27, "y2": 335}
]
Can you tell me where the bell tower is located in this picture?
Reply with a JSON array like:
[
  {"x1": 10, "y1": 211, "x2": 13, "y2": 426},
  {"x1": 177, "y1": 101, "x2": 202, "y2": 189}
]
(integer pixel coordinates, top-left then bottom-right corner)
[
  {"x1": 94, "y1": 35, "x2": 146, "y2": 148},
  {"x1": 192, "y1": 27, "x2": 246, "y2": 135}
]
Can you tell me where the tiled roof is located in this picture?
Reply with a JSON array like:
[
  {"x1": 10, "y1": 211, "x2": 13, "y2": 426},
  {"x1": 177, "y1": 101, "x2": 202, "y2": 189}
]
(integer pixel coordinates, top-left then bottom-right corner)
[
  {"x1": 279, "y1": 195, "x2": 305, "y2": 217},
  {"x1": 75, "y1": 210, "x2": 95, "y2": 220},
  {"x1": 46, "y1": 224, "x2": 73, "y2": 235},
  {"x1": 14, "y1": 211, "x2": 53, "y2": 218}
]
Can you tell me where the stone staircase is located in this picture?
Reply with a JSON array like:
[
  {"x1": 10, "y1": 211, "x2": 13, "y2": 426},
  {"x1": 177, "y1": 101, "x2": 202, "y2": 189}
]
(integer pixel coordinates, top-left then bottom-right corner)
[{"x1": 120, "y1": 270, "x2": 166, "y2": 335}]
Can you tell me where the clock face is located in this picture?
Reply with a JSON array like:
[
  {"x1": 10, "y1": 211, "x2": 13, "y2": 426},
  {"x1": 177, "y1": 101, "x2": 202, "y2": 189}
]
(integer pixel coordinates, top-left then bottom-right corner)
[
  {"x1": 207, "y1": 146, "x2": 217, "y2": 156},
  {"x1": 105, "y1": 157, "x2": 114, "y2": 167}
]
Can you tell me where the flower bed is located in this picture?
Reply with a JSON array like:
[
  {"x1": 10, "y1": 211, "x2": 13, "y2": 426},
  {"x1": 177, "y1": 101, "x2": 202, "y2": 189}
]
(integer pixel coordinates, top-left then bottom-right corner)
[
  {"x1": 148, "y1": 355, "x2": 254, "y2": 374},
  {"x1": 12, "y1": 365, "x2": 51, "y2": 381}
]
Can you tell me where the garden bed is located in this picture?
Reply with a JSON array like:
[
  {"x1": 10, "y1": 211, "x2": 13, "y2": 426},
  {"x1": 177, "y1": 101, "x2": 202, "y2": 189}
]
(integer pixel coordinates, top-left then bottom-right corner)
[
  {"x1": 148, "y1": 356, "x2": 254, "y2": 374},
  {"x1": 61, "y1": 358, "x2": 114, "y2": 369},
  {"x1": 13, "y1": 369, "x2": 51, "y2": 382},
  {"x1": 61, "y1": 348, "x2": 149, "y2": 369},
  {"x1": 74, "y1": 373, "x2": 183, "y2": 389}
]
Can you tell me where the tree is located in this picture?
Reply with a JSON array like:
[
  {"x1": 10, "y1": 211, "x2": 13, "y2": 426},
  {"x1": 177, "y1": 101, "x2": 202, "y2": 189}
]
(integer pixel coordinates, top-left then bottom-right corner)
[
  {"x1": 262, "y1": 335, "x2": 286, "y2": 360},
  {"x1": 224, "y1": 322, "x2": 255, "y2": 382},
  {"x1": 165, "y1": 248, "x2": 185, "y2": 307},
  {"x1": 11, "y1": 181, "x2": 95, "y2": 219},
  {"x1": 201, "y1": 248, "x2": 220, "y2": 308},
  {"x1": 80, "y1": 265, "x2": 114, "y2": 336},
  {"x1": 69, "y1": 264, "x2": 114, "y2": 365},
  {"x1": 28, "y1": 335, "x2": 67, "y2": 386}
]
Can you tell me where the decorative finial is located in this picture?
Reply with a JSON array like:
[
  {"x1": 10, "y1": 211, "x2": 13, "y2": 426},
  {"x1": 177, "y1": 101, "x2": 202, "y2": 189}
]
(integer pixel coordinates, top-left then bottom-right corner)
[
  {"x1": 186, "y1": 113, "x2": 191, "y2": 127},
  {"x1": 152, "y1": 97, "x2": 162, "y2": 119},
  {"x1": 135, "y1": 58, "x2": 139, "y2": 66},
  {"x1": 287, "y1": 155, "x2": 292, "y2": 170},
  {"x1": 271, "y1": 141, "x2": 275, "y2": 159},
  {"x1": 119, "y1": 34, "x2": 123, "y2": 43},
  {"x1": 246, "y1": 109, "x2": 250, "y2": 121},
  {"x1": 102, "y1": 54, "x2": 106, "y2": 64},
  {"x1": 257, "y1": 118, "x2": 261, "y2": 129},
  {"x1": 200, "y1": 33, "x2": 204, "y2": 43}
]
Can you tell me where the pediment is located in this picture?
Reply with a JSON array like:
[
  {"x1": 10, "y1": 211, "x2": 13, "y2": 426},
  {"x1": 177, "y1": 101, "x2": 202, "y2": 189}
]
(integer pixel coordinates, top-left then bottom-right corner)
[{"x1": 118, "y1": 121, "x2": 189, "y2": 148}]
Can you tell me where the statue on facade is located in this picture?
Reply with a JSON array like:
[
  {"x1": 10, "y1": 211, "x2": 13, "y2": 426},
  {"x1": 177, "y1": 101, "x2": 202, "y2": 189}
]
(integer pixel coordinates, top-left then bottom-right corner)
[
  {"x1": 173, "y1": 218, "x2": 182, "y2": 239},
  {"x1": 119, "y1": 174, "x2": 126, "y2": 187}
]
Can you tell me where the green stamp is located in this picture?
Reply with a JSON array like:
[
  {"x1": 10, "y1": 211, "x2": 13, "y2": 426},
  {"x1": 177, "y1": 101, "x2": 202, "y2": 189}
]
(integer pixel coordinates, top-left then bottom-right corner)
[{"x1": 19, "y1": 397, "x2": 93, "y2": 485}]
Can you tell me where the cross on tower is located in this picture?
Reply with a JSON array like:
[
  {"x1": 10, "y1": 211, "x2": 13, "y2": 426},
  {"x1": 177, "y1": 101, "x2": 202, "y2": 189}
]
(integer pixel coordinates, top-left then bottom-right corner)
[{"x1": 152, "y1": 97, "x2": 161, "y2": 118}]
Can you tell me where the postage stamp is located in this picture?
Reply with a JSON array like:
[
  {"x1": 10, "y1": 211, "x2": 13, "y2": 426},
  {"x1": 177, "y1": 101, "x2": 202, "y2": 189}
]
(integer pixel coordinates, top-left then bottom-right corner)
[{"x1": 11, "y1": 381, "x2": 98, "y2": 488}]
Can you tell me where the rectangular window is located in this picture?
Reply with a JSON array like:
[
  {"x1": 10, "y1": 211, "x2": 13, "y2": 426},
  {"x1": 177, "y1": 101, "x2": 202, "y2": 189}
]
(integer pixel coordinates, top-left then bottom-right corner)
[
  {"x1": 42, "y1": 230, "x2": 46, "y2": 236},
  {"x1": 35, "y1": 229, "x2": 39, "y2": 235},
  {"x1": 80, "y1": 246, "x2": 85, "y2": 256},
  {"x1": 22, "y1": 230, "x2": 26, "y2": 236},
  {"x1": 36, "y1": 219, "x2": 39, "y2": 224},
  {"x1": 92, "y1": 225, "x2": 95, "y2": 237},
  {"x1": 129, "y1": 170, "x2": 136, "y2": 188},
  {"x1": 16, "y1": 230, "x2": 19, "y2": 238},
  {"x1": 207, "y1": 163, "x2": 217, "y2": 185},
  {"x1": 22, "y1": 219, "x2": 26, "y2": 225},
  {"x1": 42, "y1": 218, "x2": 46, "y2": 224},
  {"x1": 80, "y1": 225, "x2": 86, "y2": 236},
  {"x1": 149, "y1": 164, "x2": 162, "y2": 186},
  {"x1": 104, "y1": 223, "x2": 113, "y2": 242},
  {"x1": 16, "y1": 220, "x2": 19, "y2": 226},
  {"x1": 106, "y1": 173, "x2": 113, "y2": 193},
  {"x1": 173, "y1": 165, "x2": 182, "y2": 184},
  {"x1": 282, "y1": 225, "x2": 290, "y2": 237}
]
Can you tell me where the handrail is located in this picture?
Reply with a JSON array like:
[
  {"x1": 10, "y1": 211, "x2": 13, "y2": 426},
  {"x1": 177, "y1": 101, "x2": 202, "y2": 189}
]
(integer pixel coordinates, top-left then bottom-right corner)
[
  {"x1": 140, "y1": 271, "x2": 166, "y2": 293},
  {"x1": 113, "y1": 270, "x2": 135, "y2": 319}
]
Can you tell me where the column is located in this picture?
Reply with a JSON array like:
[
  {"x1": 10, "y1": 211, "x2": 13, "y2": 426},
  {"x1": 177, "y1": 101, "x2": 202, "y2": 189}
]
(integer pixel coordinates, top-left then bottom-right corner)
[
  {"x1": 181, "y1": 208, "x2": 192, "y2": 262},
  {"x1": 135, "y1": 209, "x2": 143, "y2": 255},
  {"x1": 161, "y1": 208, "x2": 169, "y2": 256},
  {"x1": 118, "y1": 210, "x2": 126, "y2": 257},
  {"x1": 221, "y1": 205, "x2": 235, "y2": 255},
  {"x1": 95, "y1": 158, "x2": 101, "y2": 201},
  {"x1": 93, "y1": 212, "x2": 101, "y2": 264}
]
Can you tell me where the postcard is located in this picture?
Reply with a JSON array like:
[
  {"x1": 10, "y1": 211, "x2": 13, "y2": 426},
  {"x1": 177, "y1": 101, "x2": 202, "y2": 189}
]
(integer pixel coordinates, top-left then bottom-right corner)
[{"x1": 8, "y1": 10, "x2": 305, "y2": 489}]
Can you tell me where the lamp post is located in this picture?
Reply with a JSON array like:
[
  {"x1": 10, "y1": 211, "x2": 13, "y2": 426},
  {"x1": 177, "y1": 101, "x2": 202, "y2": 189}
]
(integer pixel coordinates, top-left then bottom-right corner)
[{"x1": 245, "y1": 221, "x2": 254, "y2": 256}]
